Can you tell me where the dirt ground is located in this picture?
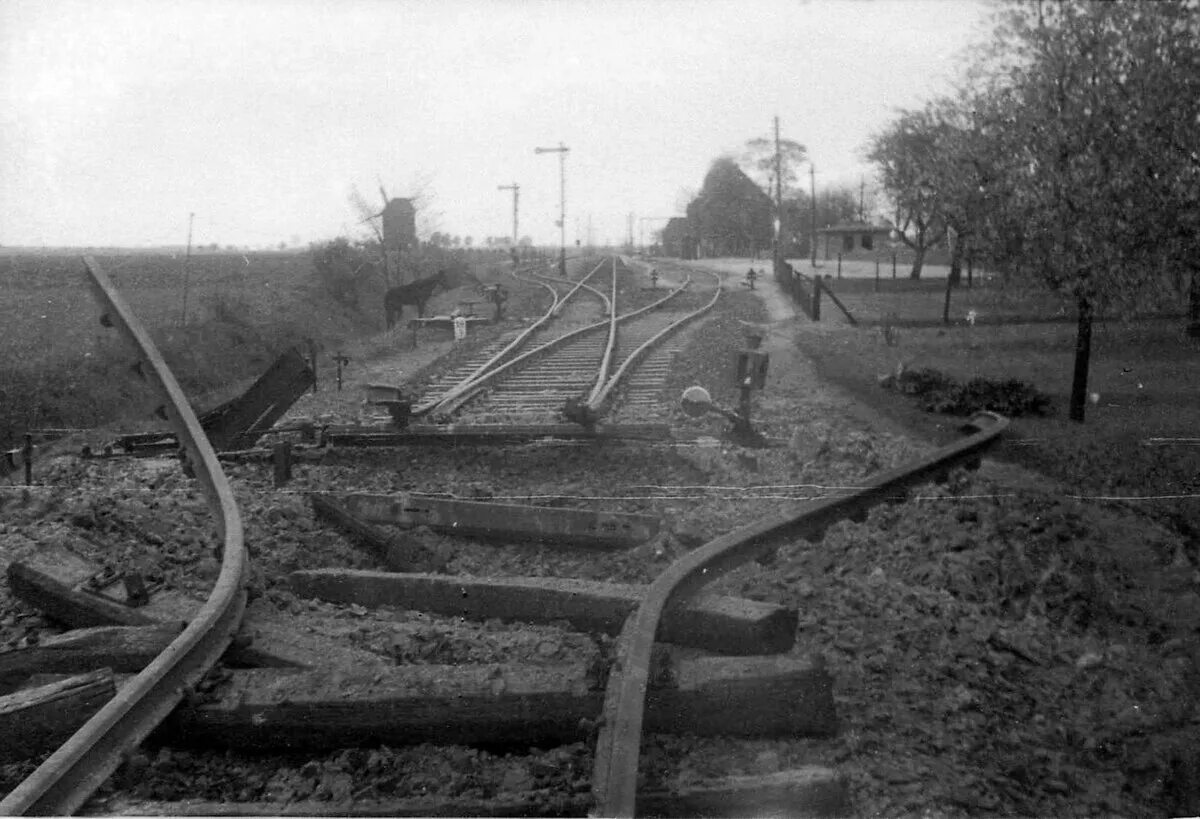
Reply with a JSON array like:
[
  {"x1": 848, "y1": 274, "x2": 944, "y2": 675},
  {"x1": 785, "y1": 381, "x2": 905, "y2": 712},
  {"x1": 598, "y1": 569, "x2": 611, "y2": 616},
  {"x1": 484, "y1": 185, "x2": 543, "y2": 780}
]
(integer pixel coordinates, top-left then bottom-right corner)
[{"x1": 2, "y1": 255, "x2": 1199, "y2": 816}]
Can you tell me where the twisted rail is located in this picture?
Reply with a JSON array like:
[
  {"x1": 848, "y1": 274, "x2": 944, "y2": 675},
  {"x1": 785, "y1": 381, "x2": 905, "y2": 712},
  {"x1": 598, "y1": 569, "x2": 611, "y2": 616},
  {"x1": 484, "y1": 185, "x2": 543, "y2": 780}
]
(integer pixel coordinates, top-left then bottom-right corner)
[
  {"x1": 0, "y1": 257, "x2": 249, "y2": 816},
  {"x1": 591, "y1": 411, "x2": 1010, "y2": 816}
]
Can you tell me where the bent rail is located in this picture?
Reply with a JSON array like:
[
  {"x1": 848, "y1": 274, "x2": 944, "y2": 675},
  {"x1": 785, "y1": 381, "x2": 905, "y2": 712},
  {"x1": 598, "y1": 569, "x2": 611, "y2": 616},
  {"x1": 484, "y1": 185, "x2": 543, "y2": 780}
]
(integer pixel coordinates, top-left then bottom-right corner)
[
  {"x1": 0, "y1": 257, "x2": 249, "y2": 816},
  {"x1": 586, "y1": 265, "x2": 722, "y2": 415},
  {"x1": 591, "y1": 411, "x2": 1010, "y2": 816}
]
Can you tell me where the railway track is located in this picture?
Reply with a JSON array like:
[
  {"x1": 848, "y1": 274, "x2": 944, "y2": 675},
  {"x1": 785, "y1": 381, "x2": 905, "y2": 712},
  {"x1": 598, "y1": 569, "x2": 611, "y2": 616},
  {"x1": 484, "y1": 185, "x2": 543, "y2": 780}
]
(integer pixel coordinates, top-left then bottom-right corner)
[
  {"x1": 415, "y1": 255, "x2": 718, "y2": 425},
  {"x1": 1, "y1": 254, "x2": 1013, "y2": 817}
]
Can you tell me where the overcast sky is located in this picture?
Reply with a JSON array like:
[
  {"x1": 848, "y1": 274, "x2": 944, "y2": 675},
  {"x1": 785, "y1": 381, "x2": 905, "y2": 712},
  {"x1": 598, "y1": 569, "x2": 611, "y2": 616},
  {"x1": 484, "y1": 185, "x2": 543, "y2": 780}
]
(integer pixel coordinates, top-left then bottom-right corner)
[{"x1": 1, "y1": 0, "x2": 994, "y2": 249}]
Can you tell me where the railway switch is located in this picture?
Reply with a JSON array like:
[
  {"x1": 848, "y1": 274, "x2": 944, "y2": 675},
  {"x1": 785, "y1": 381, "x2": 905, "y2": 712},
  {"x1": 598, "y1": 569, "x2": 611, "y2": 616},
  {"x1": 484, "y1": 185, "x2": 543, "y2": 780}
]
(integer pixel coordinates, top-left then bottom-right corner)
[
  {"x1": 744, "y1": 268, "x2": 758, "y2": 290},
  {"x1": 735, "y1": 350, "x2": 769, "y2": 390},
  {"x1": 649, "y1": 269, "x2": 659, "y2": 289},
  {"x1": 679, "y1": 385, "x2": 767, "y2": 448}
]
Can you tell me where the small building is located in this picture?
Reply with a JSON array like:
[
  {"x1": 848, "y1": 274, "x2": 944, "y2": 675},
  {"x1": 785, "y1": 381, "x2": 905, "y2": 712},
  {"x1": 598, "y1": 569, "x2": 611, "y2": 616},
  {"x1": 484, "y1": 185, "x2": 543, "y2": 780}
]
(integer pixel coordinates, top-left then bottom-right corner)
[{"x1": 816, "y1": 222, "x2": 894, "y2": 261}]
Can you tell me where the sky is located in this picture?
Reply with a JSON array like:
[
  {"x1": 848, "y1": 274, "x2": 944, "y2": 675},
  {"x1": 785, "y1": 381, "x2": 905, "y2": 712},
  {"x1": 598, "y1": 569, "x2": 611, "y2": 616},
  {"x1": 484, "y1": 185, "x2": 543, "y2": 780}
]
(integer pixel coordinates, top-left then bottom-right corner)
[{"x1": 0, "y1": 0, "x2": 995, "y2": 250}]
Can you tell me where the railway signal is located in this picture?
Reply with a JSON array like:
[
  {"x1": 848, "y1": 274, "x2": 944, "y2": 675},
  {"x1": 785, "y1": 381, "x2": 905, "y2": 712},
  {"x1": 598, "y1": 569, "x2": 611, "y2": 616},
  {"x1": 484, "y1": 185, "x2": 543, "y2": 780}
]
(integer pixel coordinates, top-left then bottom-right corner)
[
  {"x1": 497, "y1": 182, "x2": 520, "y2": 248},
  {"x1": 534, "y1": 143, "x2": 570, "y2": 276}
]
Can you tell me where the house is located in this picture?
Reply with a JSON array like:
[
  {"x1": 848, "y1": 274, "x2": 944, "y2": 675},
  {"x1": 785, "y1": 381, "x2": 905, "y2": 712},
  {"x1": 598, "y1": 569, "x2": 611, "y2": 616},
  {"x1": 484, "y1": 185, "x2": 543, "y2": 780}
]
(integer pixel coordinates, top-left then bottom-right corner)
[
  {"x1": 686, "y1": 158, "x2": 773, "y2": 258},
  {"x1": 815, "y1": 222, "x2": 894, "y2": 261},
  {"x1": 660, "y1": 217, "x2": 698, "y2": 259}
]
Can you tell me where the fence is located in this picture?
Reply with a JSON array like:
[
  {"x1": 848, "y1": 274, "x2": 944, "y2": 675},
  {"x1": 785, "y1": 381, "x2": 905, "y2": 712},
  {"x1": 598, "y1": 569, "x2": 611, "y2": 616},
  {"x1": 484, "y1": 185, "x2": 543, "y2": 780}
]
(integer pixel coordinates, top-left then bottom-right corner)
[{"x1": 774, "y1": 262, "x2": 857, "y2": 326}]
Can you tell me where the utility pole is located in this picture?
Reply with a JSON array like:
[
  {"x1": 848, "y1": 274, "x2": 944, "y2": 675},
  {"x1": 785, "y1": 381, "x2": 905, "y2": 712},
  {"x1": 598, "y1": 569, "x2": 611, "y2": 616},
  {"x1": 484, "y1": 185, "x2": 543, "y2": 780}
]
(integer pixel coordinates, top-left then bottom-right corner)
[
  {"x1": 859, "y1": 177, "x2": 866, "y2": 223},
  {"x1": 773, "y1": 116, "x2": 784, "y2": 274},
  {"x1": 810, "y1": 165, "x2": 817, "y2": 268},
  {"x1": 534, "y1": 142, "x2": 570, "y2": 275},
  {"x1": 497, "y1": 182, "x2": 520, "y2": 246},
  {"x1": 180, "y1": 211, "x2": 195, "y2": 326}
]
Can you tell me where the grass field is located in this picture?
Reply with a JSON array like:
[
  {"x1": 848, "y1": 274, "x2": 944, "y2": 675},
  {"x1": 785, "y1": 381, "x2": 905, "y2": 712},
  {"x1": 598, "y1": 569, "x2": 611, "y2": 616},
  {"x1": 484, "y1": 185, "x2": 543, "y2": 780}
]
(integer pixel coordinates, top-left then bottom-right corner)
[
  {"x1": 683, "y1": 256, "x2": 1199, "y2": 553},
  {"x1": 792, "y1": 286, "x2": 1200, "y2": 553},
  {"x1": 0, "y1": 250, "x2": 374, "y2": 448}
]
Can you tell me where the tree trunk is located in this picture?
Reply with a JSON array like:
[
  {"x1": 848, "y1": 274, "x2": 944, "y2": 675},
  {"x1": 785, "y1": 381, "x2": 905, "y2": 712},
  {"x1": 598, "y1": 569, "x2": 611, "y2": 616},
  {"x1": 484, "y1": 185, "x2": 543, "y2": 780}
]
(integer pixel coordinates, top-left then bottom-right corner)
[
  {"x1": 1069, "y1": 295, "x2": 1094, "y2": 422},
  {"x1": 909, "y1": 245, "x2": 926, "y2": 279},
  {"x1": 942, "y1": 272, "x2": 954, "y2": 326},
  {"x1": 1189, "y1": 266, "x2": 1200, "y2": 339},
  {"x1": 948, "y1": 238, "x2": 964, "y2": 287}
]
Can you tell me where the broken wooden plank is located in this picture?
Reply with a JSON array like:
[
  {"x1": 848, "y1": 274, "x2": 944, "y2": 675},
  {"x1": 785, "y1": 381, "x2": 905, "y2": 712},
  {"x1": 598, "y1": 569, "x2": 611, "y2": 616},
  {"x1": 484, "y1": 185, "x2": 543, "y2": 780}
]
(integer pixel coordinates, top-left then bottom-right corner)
[
  {"x1": 161, "y1": 653, "x2": 834, "y2": 751},
  {"x1": 99, "y1": 767, "x2": 848, "y2": 817},
  {"x1": 4, "y1": 548, "x2": 373, "y2": 671},
  {"x1": 200, "y1": 346, "x2": 315, "y2": 451},
  {"x1": 114, "y1": 347, "x2": 314, "y2": 454},
  {"x1": 321, "y1": 492, "x2": 659, "y2": 550},
  {"x1": 0, "y1": 624, "x2": 182, "y2": 693},
  {"x1": 0, "y1": 669, "x2": 116, "y2": 763},
  {"x1": 309, "y1": 494, "x2": 434, "y2": 571},
  {"x1": 6, "y1": 561, "x2": 157, "y2": 629},
  {"x1": 289, "y1": 569, "x2": 797, "y2": 655},
  {"x1": 323, "y1": 422, "x2": 672, "y2": 446}
]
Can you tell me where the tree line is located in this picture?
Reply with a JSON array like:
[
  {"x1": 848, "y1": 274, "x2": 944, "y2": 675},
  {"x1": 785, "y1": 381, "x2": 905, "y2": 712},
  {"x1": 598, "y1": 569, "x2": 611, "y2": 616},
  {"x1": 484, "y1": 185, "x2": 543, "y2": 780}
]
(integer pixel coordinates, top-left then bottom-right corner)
[{"x1": 865, "y1": 0, "x2": 1199, "y2": 420}]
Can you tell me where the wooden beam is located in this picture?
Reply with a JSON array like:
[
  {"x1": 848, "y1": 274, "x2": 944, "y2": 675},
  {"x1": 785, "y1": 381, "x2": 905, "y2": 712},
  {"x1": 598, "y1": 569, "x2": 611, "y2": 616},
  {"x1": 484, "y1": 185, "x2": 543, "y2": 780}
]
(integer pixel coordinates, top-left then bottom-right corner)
[
  {"x1": 4, "y1": 549, "x2": 377, "y2": 671},
  {"x1": 5, "y1": 561, "x2": 156, "y2": 629},
  {"x1": 309, "y1": 494, "x2": 435, "y2": 571},
  {"x1": 0, "y1": 669, "x2": 116, "y2": 763},
  {"x1": 97, "y1": 767, "x2": 847, "y2": 817},
  {"x1": 321, "y1": 492, "x2": 660, "y2": 550},
  {"x1": 290, "y1": 569, "x2": 797, "y2": 656},
  {"x1": 161, "y1": 653, "x2": 834, "y2": 751},
  {"x1": 0, "y1": 624, "x2": 182, "y2": 693},
  {"x1": 323, "y1": 423, "x2": 672, "y2": 446}
]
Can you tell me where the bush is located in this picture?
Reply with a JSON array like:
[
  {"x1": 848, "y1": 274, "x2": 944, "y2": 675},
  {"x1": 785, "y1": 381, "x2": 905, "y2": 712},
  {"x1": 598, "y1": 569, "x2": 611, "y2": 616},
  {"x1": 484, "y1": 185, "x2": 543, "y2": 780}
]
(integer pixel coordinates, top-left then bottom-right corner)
[
  {"x1": 882, "y1": 366, "x2": 1053, "y2": 417},
  {"x1": 310, "y1": 239, "x2": 379, "y2": 309}
]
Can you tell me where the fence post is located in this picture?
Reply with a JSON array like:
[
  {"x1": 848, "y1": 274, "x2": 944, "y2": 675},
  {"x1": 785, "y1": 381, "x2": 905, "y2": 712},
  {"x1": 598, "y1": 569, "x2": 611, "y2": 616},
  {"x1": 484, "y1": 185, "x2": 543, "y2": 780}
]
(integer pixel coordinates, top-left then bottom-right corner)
[
  {"x1": 967, "y1": 254, "x2": 974, "y2": 289},
  {"x1": 23, "y1": 433, "x2": 33, "y2": 486},
  {"x1": 812, "y1": 276, "x2": 822, "y2": 322},
  {"x1": 837, "y1": 254, "x2": 842, "y2": 279},
  {"x1": 875, "y1": 258, "x2": 880, "y2": 292},
  {"x1": 892, "y1": 253, "x2": 897, "y2": 279}
]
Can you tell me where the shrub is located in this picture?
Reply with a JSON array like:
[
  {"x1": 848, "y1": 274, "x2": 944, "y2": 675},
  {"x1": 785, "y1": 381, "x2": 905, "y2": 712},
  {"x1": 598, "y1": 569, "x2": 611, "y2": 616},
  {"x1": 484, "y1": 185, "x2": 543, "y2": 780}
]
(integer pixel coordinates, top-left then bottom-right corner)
[
  {"x1": 883, "y1": 365, "x2": 1053, "y2": 417},
  {"x1": 310, "y1": 239, "x2": 379, "y2": 309}
]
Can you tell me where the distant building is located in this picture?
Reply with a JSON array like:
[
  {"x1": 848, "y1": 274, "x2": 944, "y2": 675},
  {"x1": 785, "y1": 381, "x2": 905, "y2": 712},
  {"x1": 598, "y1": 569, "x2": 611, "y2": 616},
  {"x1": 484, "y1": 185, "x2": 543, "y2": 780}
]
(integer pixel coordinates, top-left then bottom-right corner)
[
  {"x1": 660, "y1": 217, "x2": 698, "y2": 259},
  {"x1": 816, "y1": 222, "x2": 894, "y2": 261},
  {"x1": 686, "y1": 159, "x2": 773, "y2": 258}
]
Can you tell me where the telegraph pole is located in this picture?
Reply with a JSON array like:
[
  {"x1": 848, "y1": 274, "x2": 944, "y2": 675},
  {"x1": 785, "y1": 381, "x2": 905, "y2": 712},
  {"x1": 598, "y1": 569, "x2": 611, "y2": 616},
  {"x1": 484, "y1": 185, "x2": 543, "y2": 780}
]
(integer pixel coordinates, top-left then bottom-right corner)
[
  {"x1": 859, "y1": 177, "x2": 866, "y2": 222},
  {"x1": 180, "y1": 211, "x2": 195, "y2": 326},
  {"x1": 497, "y1": 182, "x2": 520, "y2": 246},
  {"x1": 534, "y1": 142, "x2": 570, "y2": 275},
  {"x1": 773, "y1": 116, "x2": 783, "y2": 274},
  {"x1": 810, "y1": 165, "x2": 817, "y2": 267}
]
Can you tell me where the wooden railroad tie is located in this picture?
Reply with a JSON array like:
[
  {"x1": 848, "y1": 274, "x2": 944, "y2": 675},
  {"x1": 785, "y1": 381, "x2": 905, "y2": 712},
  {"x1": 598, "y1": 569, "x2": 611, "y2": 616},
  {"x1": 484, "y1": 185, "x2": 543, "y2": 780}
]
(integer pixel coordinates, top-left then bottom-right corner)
[
  {"x1": 159, "y1": 653, "x2": 835, "y2": 751},
  {"x1": 290, "y1": 569, "x2": 798, "y2": 656},
  {"x1": 0, "y1": 669, "x2": 117, "y2": 763},
  {"x1": 313, "y1": 491, "x2": 661, "y2": 551}
]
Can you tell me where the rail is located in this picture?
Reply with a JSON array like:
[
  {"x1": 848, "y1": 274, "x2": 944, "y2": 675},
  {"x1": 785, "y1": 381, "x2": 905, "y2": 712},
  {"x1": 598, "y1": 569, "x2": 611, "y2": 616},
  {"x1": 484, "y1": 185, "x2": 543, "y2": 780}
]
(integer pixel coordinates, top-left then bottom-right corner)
[
  {"x1": 591, "y1": 411, "x2": 1010, "y2": 816},
  {"x1": 0, "y1": 257, "x2": 249, "y2": 816},
  {"x1": 586, "y1": 263, "x2": 722, "y2": 416},
  {"x1": 421, "y1": 257, "x2": 691, "y2": 420},
  {"x1": 412, "y1": 258, "x2": 608, "y2": 417}
]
